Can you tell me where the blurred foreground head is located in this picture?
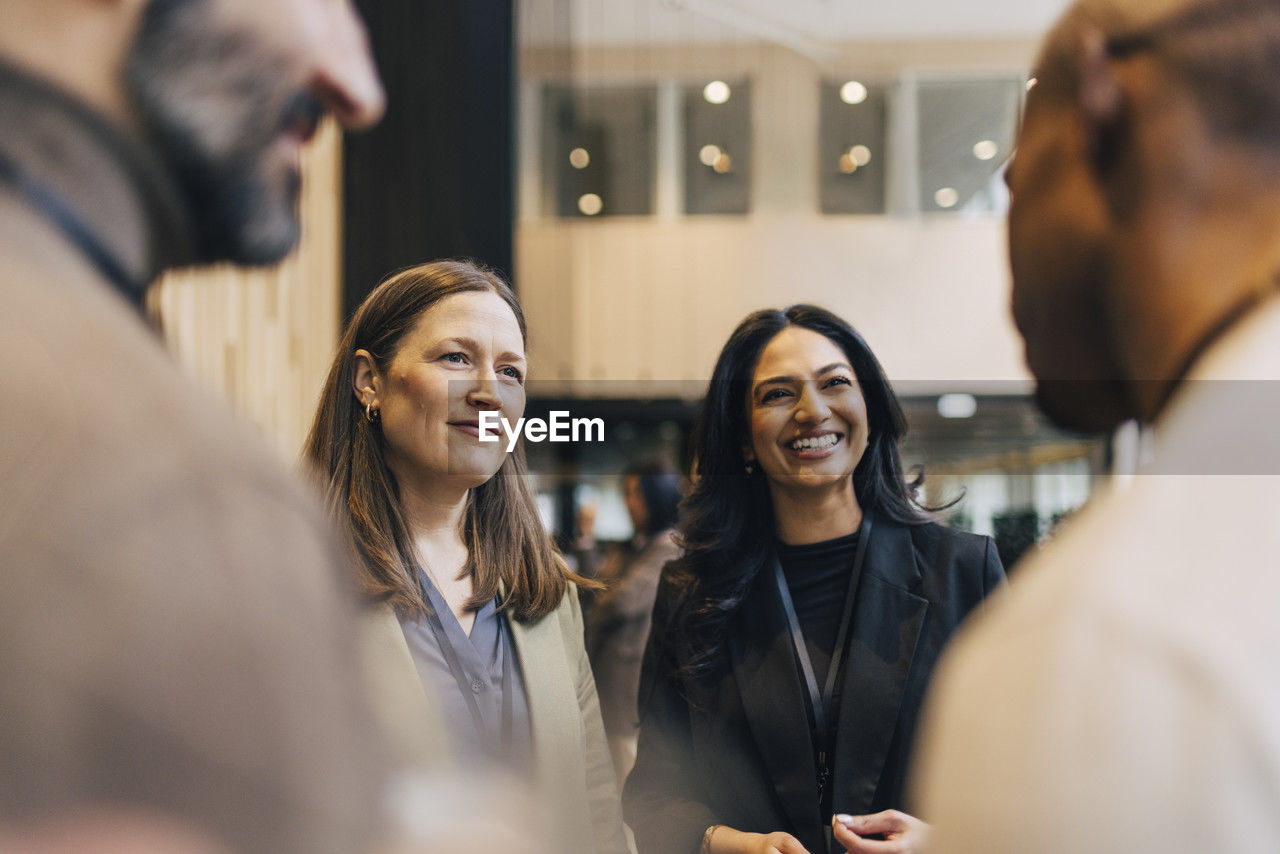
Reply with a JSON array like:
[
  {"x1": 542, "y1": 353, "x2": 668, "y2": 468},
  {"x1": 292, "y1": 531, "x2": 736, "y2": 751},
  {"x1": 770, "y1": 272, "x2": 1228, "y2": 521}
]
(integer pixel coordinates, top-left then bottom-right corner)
[
  {"x1": 0, "y1": 0, "x2": 384, "y2": 265},
  {"x1": 126, "y1": 0, "x2": 384, "y2": 263},
  {"x1": 1008, "y1": 0, "x2": 1280, "y2": 430}
]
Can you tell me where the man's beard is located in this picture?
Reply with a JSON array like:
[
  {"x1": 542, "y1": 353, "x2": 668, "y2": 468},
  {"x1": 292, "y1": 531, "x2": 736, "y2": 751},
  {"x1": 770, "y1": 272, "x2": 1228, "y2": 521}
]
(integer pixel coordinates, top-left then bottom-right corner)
[{"x1": 124, "y1": 0, "x2": 320, "y2": 266}]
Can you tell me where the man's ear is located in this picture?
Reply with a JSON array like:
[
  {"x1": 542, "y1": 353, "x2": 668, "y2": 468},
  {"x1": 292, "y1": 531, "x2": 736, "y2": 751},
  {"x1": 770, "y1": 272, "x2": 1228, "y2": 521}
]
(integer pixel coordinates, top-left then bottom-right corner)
[
  {"x1": 351, "y1": 349, "x2": 380, "y2": 407},
  {"x1": 1077, "y1": 28, "x2": 1128, "y2": 178},
  {"x1": 1078, "y1": 28, "x2": 1123, "y2": 122}
]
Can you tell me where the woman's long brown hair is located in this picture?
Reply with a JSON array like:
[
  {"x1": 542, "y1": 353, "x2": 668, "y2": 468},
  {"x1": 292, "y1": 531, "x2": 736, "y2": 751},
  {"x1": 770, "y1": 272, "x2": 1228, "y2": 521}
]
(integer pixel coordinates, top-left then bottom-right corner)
[{"x1": 304, "y1": 260, "x2": 593, "y2": 621}]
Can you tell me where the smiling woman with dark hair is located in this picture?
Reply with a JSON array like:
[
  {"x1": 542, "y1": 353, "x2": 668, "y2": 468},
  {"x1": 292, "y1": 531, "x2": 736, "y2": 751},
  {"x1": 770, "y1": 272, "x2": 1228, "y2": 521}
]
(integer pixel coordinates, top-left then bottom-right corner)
[{"x1": 623, "y1": 305, "x2": 1005, "y2": 854}]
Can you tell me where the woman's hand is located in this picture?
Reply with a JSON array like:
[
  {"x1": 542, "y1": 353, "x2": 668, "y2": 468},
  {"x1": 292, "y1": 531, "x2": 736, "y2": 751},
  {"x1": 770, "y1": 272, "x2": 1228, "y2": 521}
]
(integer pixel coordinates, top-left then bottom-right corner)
[
  {"x1": 832, "y1": 810, "x2": 929, "y2": 854},
  {"x1": 708, "y1": 826, "x2": 811, "y2": 854}
]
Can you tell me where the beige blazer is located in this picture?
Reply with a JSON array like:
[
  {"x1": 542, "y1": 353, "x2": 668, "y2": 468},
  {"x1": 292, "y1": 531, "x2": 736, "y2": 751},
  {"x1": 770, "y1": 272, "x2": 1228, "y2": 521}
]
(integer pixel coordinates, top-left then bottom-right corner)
[{"x1": 373, "y1": 588, "x2": 629, "y2": 854}]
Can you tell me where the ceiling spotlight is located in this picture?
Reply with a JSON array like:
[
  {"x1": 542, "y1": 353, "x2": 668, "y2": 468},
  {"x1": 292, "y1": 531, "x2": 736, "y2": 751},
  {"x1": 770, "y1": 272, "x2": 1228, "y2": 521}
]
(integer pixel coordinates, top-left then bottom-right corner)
[
  {"x1": 569, "y1": 147, "x2": 590, "y2": 169},
  {"x1": 850, "y1": 144, "x2": 872, "y2": 166},
  {"x1": 712, "y1": 152, "x2": 732, "y2": 174},
  {"x1": 934, "y1": 187, "x2": 959, "y2": 209},
  {"x1": 577, "y1": 193, "x2": 603, "y2": 216},
  {"x1": 699, "y1": 144, "x2": 722, "y2": 167},
  {"x1": 839, "y1": 153, "x2": 857, "y2": 174},
  {"x1": 703, "y1": 80, "x2": 731, "y2": 104},
  {"x1": 972, "y1": 140, "x2": 999, "y2": 161},
  {"x1": 840, "y1": 80, "x2": 868, "y2": 105}
]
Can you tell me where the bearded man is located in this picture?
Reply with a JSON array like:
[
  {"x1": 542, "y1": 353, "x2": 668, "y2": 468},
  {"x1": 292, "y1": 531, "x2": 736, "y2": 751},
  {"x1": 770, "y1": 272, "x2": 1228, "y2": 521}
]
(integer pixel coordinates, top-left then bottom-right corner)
[{"x1": 0, "y1": 2, "x2": 397, "y2": 852}]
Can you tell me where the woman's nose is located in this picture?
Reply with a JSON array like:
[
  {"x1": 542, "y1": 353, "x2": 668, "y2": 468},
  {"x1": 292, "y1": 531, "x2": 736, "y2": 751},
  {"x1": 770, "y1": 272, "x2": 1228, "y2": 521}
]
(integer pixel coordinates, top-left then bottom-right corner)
[
  {"x1": 466, "y1": 377, "x2": 501, "y2": 410},
  {"x1": 794, "y1": 385, "x2": 830, "y2": 423}
]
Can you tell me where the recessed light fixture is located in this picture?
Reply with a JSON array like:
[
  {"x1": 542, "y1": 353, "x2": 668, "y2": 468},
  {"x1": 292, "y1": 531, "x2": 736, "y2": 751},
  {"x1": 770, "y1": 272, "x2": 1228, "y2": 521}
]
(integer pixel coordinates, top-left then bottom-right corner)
[
  {"x1": 703, "y1": 80, "x2": 731, "y2": 104},
  {"x1": 577, "y1": 193, "x2": 603, "y2": 216},
  {"x1": 840, "y1": 80, "x2": 868, "y2": 105}
]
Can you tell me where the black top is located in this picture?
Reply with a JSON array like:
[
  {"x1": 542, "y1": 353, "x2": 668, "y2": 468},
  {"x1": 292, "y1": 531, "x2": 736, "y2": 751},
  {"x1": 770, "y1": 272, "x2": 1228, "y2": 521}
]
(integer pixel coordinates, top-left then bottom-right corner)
[{"x1": 777, "y1": 531, "x2": 861, "y2": 691}]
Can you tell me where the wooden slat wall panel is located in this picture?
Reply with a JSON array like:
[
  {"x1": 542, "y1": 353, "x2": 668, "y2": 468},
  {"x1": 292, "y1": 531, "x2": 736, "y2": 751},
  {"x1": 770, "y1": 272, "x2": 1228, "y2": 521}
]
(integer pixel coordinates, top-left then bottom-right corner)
[{"x1": 148, "y1": 121, "x2": 343, "y2": 461}]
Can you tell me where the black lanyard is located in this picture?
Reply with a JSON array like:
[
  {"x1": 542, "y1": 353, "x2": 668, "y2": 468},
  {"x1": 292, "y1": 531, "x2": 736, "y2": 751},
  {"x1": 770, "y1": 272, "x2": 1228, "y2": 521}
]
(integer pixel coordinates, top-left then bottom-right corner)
[
  {"x1": 0, "y1": 147, "x2": 146, "y2": 307},
  {"x1": 774, "y1": 513, "x2": 874, "y2": 816},
  {"x1": 417, "y1": 570, "x2": 516, "y2": 759}
]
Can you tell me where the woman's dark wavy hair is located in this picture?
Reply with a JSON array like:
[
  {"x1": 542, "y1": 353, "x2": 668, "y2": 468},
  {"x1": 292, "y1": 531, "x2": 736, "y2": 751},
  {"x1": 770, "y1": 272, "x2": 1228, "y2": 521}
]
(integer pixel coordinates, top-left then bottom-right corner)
[{"x1": 674, "y1": 304, "x2": 931, "y2": 681}]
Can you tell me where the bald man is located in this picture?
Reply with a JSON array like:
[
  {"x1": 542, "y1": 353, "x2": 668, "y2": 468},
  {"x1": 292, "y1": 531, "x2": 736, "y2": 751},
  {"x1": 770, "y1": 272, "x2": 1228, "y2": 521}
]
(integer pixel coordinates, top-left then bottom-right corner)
[
  {"x1": 901, "y1": 1, "x2": 1280, "y2": 852},
  {"x1": 0, "y1": 2, "x2": 396, "y2": 852}
]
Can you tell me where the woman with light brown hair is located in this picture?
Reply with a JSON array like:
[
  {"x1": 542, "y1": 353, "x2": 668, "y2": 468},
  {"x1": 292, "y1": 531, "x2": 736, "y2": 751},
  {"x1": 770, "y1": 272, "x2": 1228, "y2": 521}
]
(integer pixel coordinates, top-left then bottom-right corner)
[{"x1": 306, "y1": 259, "x2": 627, "y2": 854}]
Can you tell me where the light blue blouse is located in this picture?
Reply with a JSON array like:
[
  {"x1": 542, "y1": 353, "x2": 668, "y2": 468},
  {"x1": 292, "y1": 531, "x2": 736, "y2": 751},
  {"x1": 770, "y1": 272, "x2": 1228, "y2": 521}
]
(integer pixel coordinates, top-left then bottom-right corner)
[{"x1": 398, "y1": 570, "x2": 534, "y2": 773}]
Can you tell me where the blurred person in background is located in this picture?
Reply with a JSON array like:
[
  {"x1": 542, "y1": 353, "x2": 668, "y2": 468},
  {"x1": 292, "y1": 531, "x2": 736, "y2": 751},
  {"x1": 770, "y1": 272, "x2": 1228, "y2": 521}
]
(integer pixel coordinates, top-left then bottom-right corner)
[
  {"x1": 624, "y1": 305, "x2": 1004, "y2": 854},
  {"x1": 306, "y1": 259, "x2": 629, "y2": 854},
  {"x1": 911, "y1": 1, "x2": 1280, "y2": 852},
  {"x1": 580, "y1": 460, "x2": 684, "y2": 785},
  {"x1": 0, "y1": 0, "x2": 413, "y2": 852}
]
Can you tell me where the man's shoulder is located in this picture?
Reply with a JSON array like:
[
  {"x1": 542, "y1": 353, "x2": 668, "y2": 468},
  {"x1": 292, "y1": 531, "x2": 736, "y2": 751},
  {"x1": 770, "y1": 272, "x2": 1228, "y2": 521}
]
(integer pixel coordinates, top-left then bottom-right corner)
[
  {"x1": 0, "y1": 241, "x2": 336, "y2": 575},
  {"x1": 942, "y1": 485, "x2": 1161, "y2": 656},
  {"x1": 916, "y1": 476, "x2": 1280, "y2": 854},
  {"x1": 936, "y1": 473, "x2": 1280, "y2": 705}
]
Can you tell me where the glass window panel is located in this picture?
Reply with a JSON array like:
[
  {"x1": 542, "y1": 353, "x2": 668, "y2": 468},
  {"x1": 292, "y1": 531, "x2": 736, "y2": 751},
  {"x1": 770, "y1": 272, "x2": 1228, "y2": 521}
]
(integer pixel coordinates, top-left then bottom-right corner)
[
  {"x1": 916, "y1": 77, "x2": 1022, "y2": 214},
  {"x1": 819, "y1": 79, "x2": 889, "y2": 215},
  {"x1": 683, "y1": 79, "x2": 751, "y2": 215},
  {"x1": 541, "y1": 85, "x2": 656, "y2": 217}
]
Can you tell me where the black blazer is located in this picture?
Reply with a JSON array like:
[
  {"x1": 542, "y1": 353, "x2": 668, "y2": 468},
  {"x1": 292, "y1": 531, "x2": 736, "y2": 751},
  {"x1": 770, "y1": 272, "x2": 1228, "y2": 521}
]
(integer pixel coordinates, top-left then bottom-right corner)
[{"x1": 623, "y1": 516, "x2": 1005, "y2": 854}]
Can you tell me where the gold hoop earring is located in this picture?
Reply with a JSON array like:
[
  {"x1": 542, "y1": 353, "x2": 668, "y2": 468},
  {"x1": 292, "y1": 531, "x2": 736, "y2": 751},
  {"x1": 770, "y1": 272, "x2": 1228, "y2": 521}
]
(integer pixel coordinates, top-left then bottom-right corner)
[{"x1": 364, "y1": 401, "x2": 379, "y2": 423}]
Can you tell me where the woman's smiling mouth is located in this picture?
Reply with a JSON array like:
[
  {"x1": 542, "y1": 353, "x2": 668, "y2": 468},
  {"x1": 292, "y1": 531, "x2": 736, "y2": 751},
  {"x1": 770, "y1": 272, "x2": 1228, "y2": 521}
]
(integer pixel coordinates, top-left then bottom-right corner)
[{"x1": 786, "y1": 431, "x2": 842, "y2": 457}]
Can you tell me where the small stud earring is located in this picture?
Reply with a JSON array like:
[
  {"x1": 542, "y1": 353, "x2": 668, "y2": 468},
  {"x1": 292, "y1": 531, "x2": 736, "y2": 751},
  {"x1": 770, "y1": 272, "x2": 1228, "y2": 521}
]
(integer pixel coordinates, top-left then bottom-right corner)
[{"x1": 745, "y1": 460, "x2": 756, "y2": 474}]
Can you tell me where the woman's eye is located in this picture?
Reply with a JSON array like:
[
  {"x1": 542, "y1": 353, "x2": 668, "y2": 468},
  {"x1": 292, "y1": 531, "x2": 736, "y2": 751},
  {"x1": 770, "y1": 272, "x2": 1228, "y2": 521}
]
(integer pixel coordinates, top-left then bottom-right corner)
[
  {"x1": 761, "y1": 389, "x2": 789, "y2": 403},
  {"x1": 825, "y1": 376, "x2": 852, "y2": 388},
  {"x1": 441, "y1": 352, "x2": 467, "y2": 365},
  {"x1": 501, "y1": 366, "x2": 524, "y2": 383}
]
